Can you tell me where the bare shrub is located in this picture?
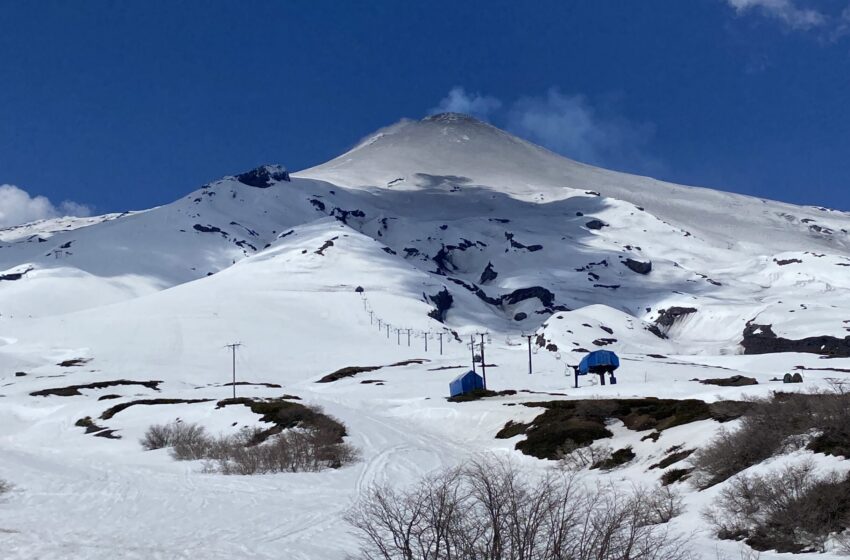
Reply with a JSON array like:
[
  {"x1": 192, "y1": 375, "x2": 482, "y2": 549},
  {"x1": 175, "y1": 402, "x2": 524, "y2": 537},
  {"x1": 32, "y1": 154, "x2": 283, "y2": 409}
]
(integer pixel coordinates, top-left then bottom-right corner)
[
  {"x1": 141, "y1": 420, "x2": 210, "y2": 458},
  {"x1": 140, "y1": 422, "x2": 176, "y2": 450},
  {"x1": 347, "y1": 456, "x2": 691, "y2": 560},
  {"x1": 693, "y1": 388, "x2": 850, "y2": 488},
  {"x1": 557, "y1": 440, "x2": 612, "y2": 472},
  {"x1": 0, "y1": 479, "x2": 10, "y2": 495},
  {"x1": 141, "y1": 409, "x2": 357, "y2": 474},
  {"x1": 640, "y1": 484, "x2": 684, "y2": 524},
  {"x1": 704, "y1": 460, "x2": 850, "y2": 553}
]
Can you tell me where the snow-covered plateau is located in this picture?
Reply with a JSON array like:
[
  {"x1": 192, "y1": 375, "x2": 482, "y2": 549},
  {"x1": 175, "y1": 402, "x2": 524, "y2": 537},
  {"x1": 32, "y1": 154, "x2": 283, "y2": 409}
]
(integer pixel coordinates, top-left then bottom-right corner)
[{"x1": 2, "y1": 113, "x2": 850, "y2": 559}]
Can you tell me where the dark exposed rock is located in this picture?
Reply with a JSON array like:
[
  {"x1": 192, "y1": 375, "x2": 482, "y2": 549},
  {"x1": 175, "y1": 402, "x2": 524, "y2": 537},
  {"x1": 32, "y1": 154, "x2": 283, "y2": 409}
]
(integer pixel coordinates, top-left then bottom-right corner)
[
  {"x1": 0, "y1": 266, "x2": 33, "y2": 281},
  {"x1": 773, "y1": 258, "x2": 802, "y2": 266},
  {"x1": 514, "y1": 312, "x2": 528, "y2": 321},
  {"x1": 235, "y1": 165, "x2": 290, "y2": 187},
  {"x1": 742, "y1": 323, "x2": 850, "y2": 357},
  {"x1": 655, "y1": 307, "x2": 697, "y2": 329},
  {"x1": 433, "y1": 246, "x2": 455, "y2": 274},
  {"x1": 309, "y1": 198, "x2": 326, "y2": 211},
  {"x1": 623, "y1": 258, "x2": 652, "y2": 274},
  {"x1": 592, "y1": 338, "x2": 617, "y2": 346},
  {"x1": 315, "y1": 237, "x2": 338, "y2": 256},
  {"x1": 480, "y1": 262, "x2": 498, "y2": 284},
  {"x1": 31, "y1": 379, "x2": 162, "y2": 397},
  {"x1": 193, "y1": 224, "x2": 227, "y2": 237},
  {"x1": 699, "y1": 375, "x2": 758, "y2": 387},
  {"x1": 428, "y1": 288, "x2": 454, "y2": 322},
  {"x1": 585, "y1": 219, "x2": 607, "y2": 230},
  {"x1": 331, "y1": 207, "x2": 366, "y2": 224},
  {"x1": 502, "y1": 286, "x2": 555, "y2": 308}
]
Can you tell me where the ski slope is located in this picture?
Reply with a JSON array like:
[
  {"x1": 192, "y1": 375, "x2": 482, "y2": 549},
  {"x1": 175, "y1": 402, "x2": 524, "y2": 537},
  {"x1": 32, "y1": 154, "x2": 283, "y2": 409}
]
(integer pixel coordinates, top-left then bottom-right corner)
[{"x1": 2, "y1": 114, "x2": 850, "y2": 558}]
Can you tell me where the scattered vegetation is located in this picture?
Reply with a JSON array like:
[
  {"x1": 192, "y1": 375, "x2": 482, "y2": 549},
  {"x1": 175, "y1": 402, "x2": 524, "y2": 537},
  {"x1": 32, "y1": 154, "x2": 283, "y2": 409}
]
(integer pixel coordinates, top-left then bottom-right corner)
[
  {"x1": 347, "y1": 456, "x2": 689, "y2": 560},
  {"x1": 142, "y1": 400, "x2": 357, "y2": 474},
  {"x1": 75, "y1": 416, "x2": 120, "y2": 438},
  {"x1": 446, "y1": 388, "x2": 517, "y2": 402},
  {"x1": 100, "y1": 398, "x2": 213, "y2": 420},
  {"x1": 591, "y1": 446, "x2": 635, "y2": 470},
  {"x1": 497, "y1": 397, "x2": 745, "y2": 460},
  {"x1": 692, "y1": 386, "x2": 850, "y2": 488},
  {"x1": 75, "y1": 416, "x2": 105, "y2": 432},
  {"x1": 31, "y1": 379, "x2": 161, "y2": 397},
  {"x1": 0, "y1": 479, "x2": 10, "y2": 496},
  {"x1": 56, "y1": 358, "x2": 91, "y2": 367},
  {"x1": 649, "y1": 446, "x2": 695, "y2": 470},
  {"x1": 706, "y1": 460, "x2": 850, "y2": 553},
  {"x1": 661, "y1": 468, "x2": 693, "y2": 486},
  {"x1": 699, "y1": 375, "x2": 758, "y2": 387},
  {"x1": 317, "y1": 359, "x2": 426, "y2": 383},
  {"x1": 215, "y1": 396, "x2": 345, "y2": 444}
]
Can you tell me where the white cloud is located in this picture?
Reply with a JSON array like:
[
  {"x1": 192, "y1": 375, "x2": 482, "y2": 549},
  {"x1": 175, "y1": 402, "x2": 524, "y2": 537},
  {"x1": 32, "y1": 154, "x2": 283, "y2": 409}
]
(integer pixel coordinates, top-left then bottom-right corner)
[
  {"x1": 504, "y1": 89, "x2": 661, "y2": 174},
  {"x1": 429, "y1": 87, "x2": 662, "y2": 174},
  {"x1": 0, "y1": 184, "x2": 92, "y2": 228},
  {"x1": 726, "y1": 0, "x2": 827, "y2": 30},
  {"x1": 430, "y1": 87, "x2": 502, "y2": 121}
]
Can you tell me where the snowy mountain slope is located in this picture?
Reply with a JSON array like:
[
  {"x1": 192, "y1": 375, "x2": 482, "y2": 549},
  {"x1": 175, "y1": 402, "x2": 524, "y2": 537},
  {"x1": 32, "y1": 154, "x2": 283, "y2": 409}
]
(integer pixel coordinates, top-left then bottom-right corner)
[
  {"x1": 300, "y1": 113, "x2": 850, "y2": 255},
  {"x1": 2, "y1": 114, "x2": 850, "y2": 559}
]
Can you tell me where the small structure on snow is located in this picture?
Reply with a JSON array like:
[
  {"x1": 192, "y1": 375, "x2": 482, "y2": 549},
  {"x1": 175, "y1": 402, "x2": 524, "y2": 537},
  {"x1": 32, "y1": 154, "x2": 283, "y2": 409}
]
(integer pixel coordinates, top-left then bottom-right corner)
[
  {"x1": 449, "y1": 370, "x2": 485, "y2": 397},
  {"x1": 575, "y1": 350, "x2": 620, "y2": 388}
]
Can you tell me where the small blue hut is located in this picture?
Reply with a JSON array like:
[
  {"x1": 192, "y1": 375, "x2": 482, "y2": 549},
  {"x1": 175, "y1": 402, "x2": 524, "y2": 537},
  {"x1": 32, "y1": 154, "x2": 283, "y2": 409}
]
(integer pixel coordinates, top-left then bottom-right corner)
[
  {"x1": 574, "y1": 350, "x2": 620, "y2": 387},
  {"x1": 449, "y1": 370, "x2": 485, "y2": 397}
]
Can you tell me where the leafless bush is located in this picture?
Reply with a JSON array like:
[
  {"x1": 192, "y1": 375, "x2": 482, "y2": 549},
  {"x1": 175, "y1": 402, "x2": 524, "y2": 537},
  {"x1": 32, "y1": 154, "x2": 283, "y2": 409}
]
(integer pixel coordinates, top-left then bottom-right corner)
[
  {"x1": 640, "y1": 484, "x2": 684, "y2": 524},
  {"x1": 0, "y1": 479, "x2": 10, "y2": 495},
  {"x1": 347, "y1": 456, "x2": 691, "y2": 560},
  {"x1": 140, "y1": 420, "x2": 209, "y2": 456},
  {"x1": 704, "y1": 460, "x2": 850, "y2": 553},
  {"x1": 692, "y1": 388, "x2": 850, "y2": 488},
  {"x1": 215, "y1": 427, "x2": 358, "y2": 474},
  {"x1": 557, "y1": 440, "x2": 612, "y2": 472},
  {"x1": 142, "y1": 414, "x2": 357, "y2": 474}
]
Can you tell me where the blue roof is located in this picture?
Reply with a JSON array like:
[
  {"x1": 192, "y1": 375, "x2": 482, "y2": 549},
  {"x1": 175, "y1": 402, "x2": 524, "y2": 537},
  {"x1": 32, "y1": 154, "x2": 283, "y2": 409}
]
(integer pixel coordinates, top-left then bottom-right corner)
[{"x1": 578, "y1": 350, "x2": 620, "y2": 374}]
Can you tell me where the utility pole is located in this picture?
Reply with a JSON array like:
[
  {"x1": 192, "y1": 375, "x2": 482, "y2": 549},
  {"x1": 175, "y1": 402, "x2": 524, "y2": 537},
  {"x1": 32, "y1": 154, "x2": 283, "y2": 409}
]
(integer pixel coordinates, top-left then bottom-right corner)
[
  {"x1": 386, "y1": 324, "x2": 391, "y2": 338},
  {"x1": 424, "y1": 333, "x2": 428, "y2": 352},
  {"x1": 406, "y1": 329, "x2": 412, "y2": 346},
  {"x1": 479, "y1": 332, "x2": 487, "y2": 389},
  {"x1": 469, "y1": 335, "x2": 476, "y2": 373},
  {"x1": 368, "y1": 310, "x2": 374, "y2": 325},
  {"x1": 525, "y1": 334, "x2": 533, "y2": 375},
  {"x1": 377, "y1": 318, "x2": 383, "y2": 331},
  {"x1": 225, "y1": 343, "x2": 242, "y2": 398},
  {"x1": 396, "y1": 328, "x2": 401, "y2": 345},
  {"x1": 438, "y1": 332, "x2": 443, "y2": 355}
]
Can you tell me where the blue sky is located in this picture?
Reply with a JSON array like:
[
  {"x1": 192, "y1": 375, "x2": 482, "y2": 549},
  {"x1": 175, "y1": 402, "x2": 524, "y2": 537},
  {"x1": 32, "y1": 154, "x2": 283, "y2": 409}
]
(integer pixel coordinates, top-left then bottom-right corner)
[{"x1": 1, "y1": 0, "x2": 850, "y2": 225}]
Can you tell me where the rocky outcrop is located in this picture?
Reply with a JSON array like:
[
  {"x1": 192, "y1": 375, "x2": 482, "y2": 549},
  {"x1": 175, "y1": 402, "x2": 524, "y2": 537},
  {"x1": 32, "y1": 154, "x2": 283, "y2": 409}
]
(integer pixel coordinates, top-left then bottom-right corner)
[
  {"x1": 742, "y1": 323, "x2": 850, "y2": 357},
  {"x1": 479, "y1": 262, "x2": 498, "y2": 284},
  {"x1": 623, "y1": 258, "x2": 652, "y2": 275},
  {"x1": 236, "y1": 165, "x2": 290, "y2": 187},
  {"x1": 428, "y1": 288, "x2": 454, "y2": 322}
]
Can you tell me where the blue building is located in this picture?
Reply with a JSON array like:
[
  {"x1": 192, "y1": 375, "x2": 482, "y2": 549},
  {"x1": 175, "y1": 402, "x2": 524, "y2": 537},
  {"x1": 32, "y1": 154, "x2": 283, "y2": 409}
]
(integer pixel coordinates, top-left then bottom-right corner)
[{"x1": 449, "y1": 370, "x2": 485, "y2": 397}]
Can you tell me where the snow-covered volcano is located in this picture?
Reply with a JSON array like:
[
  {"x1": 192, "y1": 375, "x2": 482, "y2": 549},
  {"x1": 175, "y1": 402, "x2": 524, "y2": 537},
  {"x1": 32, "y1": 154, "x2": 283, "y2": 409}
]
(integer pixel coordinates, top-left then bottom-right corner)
[{"x1": 2, "y1": 114, "x2": 850, "y2": 559}]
